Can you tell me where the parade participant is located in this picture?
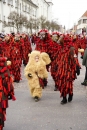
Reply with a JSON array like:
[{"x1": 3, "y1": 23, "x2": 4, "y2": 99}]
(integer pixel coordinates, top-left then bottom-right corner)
[
  {"x1": 21, "y1": 34, "x2": 32, "y2": 66},
  {"x1": 10, "y1": 34, "x2": 22, "y2": 82},
  {"x1": 51, "y1": 32, "x2": 60, "y2": 91},
  {"x1": 79, "y1": 36, "x2": 87, "y2": 86},
  {"x1": 0, "y1": 43, "x2": 16, "y2": 130},
  {"x1": 35, "y1": 29, "x2": 53, "y2": 87},
  {"x1": 24, "y1": 50, "x2": 51, "y2": 102},
  {"x1": 55, "y1": 34, "x2": 81, "y2": 104},
  {"x1": 3, "y1": 35, "x2": 13, "y2": 61},
  {"x1": 79, "y1": 35, "x2": 86, "y2": 59}
]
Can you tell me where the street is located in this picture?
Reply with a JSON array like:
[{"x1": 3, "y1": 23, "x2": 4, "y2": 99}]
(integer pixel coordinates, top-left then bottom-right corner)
[{"x1": 4, "y1": 46, "x2": 87, "y2": 130}]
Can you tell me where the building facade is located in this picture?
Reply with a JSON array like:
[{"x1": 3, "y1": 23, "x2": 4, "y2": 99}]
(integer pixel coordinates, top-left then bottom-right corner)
[
  {"x1": 76, "y1": 11, "x2": 87, "y2": 35},
  {"x1": 0, "y1": 0, "x2": 53, "y2": 33}
]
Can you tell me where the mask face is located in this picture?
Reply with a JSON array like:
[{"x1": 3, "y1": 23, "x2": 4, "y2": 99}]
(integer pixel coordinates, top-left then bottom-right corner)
[
  {"x1": 14, "y1": 36, "x2": 20, "y2": 42},
  {"x1": 39, "y1": 32, "x2": 46, "y2": 40},
  {"x1": 35, "y1": 56, "x2": 39, "y2": 62},
  {"x1": 52, "y1": 34, "x2": 58, "y2": 42},
  {"x1": 57, "y1": 35, "x2": 64, "y2": 45}
]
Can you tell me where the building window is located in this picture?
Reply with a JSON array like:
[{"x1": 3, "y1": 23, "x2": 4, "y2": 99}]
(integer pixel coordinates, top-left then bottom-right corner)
[
  {"x1": 11, "y1": 0, "x2": 13, "y2": 6},
  {"x1": 28, "y1": 7, "x2": 30, "y2": 13},
  {"x1": 83, "y1": 19, "x2": 87, "y2": 23},
  {"x1": 25, "y1": 5, "x2": 27, "y2": 11},
  {"x1": 15, "y1": 0, "x2": 18, "y2": 8},
  {"x1": 3, "y1": 16, "x2": 5, "y2": 22},
  {"x1": 22, "y1": 4, "x2": 24, "y2": 11},
  {"x1": 20, "y1": 3, "x2": 21, "y2": 11},
  {"x1": 78, "y1": 20, "x2": 81, "y2": 25},
  {"x1": 8, "y1": 0, "x2": 13, "y2": 5}
]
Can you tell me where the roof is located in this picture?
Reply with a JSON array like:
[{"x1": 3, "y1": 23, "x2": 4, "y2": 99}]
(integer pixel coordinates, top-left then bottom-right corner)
[{"x1": 81, "y1": 10, "x2": 87, "y2": 17}]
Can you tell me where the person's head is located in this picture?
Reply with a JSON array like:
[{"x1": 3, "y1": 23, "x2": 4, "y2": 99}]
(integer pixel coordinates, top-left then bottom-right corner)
[
  {"x1": 14, "y1": 35, "x2": 20, "y2": 42},
  {"x1": 35, "y1": 55, "x2": 39, "y2": 62},
  {"x1": 57, "y1": 35, "x2": 64, "y2": 45},
  {"x1": 52, "y1": 32, "x2": 59, "y2": 42},
  {"x1": 38, "y1": 29, "x2": 48, "y2": 40}
]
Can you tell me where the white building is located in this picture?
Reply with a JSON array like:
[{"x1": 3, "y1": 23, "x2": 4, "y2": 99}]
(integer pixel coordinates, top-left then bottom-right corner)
[
  {"x1": 0, "y1": 0, "x2": 53, "y2": 34},
  {"x1": 32, "y1": 0, "x2": 53, "y2": 21},
  {"x1": 77, "y1": 10, "x2": 87, "y2": 34}
]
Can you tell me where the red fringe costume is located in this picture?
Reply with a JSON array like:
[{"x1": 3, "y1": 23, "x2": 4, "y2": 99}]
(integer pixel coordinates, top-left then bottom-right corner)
[
  {"x1": 50, "y1": 32, "x2": 60, "y2": 90},
  {"x1": 10, "y1": 39, "x2": 22, "y2": 82},
  {"x1": 21, "y1": 34, "x2": 32, "y2": 66},
  {"x1": 35, "y1": 29, "x2": 53, "y2": 87},
  {"x1": 0, "y1": 44, "x2": 16, "y2": 130},
  {"x1": 3, "y1": 35, "x2": 14, "y2": 60},
  {"x1": 55, "y1": 35, "x2": 80, "y2": 102}
]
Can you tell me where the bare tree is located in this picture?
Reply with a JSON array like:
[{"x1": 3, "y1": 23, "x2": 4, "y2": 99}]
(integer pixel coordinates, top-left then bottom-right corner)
[
  {"x1": 44, "y1": 20, "x2": 51, "y2": 31},
  {"x1": 39, "y1": 16, "x2": 46, "y2": 29},
  {"x1": 4, "y1": 11, "x2": 28, "y2": 33},
  {"x1": 50, "y1": 21, "x2": 60, "y2": 32},
  {"x1": 25, "y1": 17, "x2": 36, "y2": 34}
]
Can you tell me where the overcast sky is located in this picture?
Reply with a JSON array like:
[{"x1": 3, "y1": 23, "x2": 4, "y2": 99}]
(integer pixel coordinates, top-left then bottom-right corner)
[{"x1": 52, "y1": 0, "x2": 87, "y2": 29}]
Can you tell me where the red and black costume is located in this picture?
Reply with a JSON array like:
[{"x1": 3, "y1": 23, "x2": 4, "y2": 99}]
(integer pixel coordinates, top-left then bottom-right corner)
[
  {"x1": 55, "y1": 35, "x2": 81, "y2": 104},
  {"x1": 22, "y1": 34, "x2": 32, "y2": 66},
  {"x1": 50, "y1": 32, "x2": 60, "y2": 91},
  {"x1": 10, "y1": 36, "x2": 22, "y2": 82},
  {"x1": 0, "y1": 43, "x2": 16, "y2": 130},
  {"x1": 35, "y1": 29, "x2": 53, "y2": 87}
]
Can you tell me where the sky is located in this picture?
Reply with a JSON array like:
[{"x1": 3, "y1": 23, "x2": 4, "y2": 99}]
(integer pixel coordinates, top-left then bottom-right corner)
[{"x1": 52, "y1": 0, "x2": 87, "y2": 29}]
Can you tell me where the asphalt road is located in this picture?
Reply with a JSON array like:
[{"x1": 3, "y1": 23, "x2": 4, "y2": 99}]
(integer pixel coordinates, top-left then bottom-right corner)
[{"x1": 4, "y1": 45, "x2": 87, "y2": 130}]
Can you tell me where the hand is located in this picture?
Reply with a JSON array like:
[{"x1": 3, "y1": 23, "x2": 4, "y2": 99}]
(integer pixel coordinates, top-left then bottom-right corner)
[
  {"x1": 78, "y1": 48, "x2": 84, "y2": 53},
  {"x1": 48, "y1": 66, "x2": 51, "y2": 72},
  {"x1": 8, "y1": 94, "x2": 12, "y2": 100},
  {"x1": 28, "y1": 73, "x2": 32, "y2": 77}
]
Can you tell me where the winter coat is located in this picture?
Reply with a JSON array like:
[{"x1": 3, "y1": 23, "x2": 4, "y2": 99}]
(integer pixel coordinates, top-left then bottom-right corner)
[{"x1": 82, "y1": 48, "x2": 87, "y2": 67}]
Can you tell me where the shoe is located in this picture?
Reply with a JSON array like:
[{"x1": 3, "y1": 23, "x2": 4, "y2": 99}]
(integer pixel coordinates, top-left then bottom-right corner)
[
  {"x1": 81, "y1": 81, "x2": 87, "y2": 86},
  {"x1": 84, "y1": 83, "x2": 87, "y2": 86},
  {"x1": 34, "y1": 96, "x2": 39, "y2": 102},
  {"x1": 81, "y1": 81, "x2": 86, "y2": 85},
  {"x1": 14, "y1": 80, "x2": 20, "y2": 83},
  {"x1": 61, "y1": 97, "x2": 67, "y2": 104},
  {"x1": 54, "y1": 87, "x2": 57, "y2": 91},
  {"x1": 81, "y1": 55, "x2": 83, "y2": 59},
  {"x1": 68, "y1": 94, "x2": 73, "y2": 102}
]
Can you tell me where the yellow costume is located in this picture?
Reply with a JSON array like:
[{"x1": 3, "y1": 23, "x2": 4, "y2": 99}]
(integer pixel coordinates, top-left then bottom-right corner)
[{"x1": 24, "y1": 50, "x2": 51, "y2": 101}]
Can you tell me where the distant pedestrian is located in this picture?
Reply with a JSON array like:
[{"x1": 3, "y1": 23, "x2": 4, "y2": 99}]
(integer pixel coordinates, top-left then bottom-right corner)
[{"x1": 81, "y1": 37, "x2": 87, "y2": 86}]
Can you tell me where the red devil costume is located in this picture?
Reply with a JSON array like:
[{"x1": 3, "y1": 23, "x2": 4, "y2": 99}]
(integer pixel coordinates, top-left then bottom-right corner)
[
  {"x1": 55, "y1": 34, "x2": 81, "y2": 104},
  {"x1": 0, "y1": 43, "x2": 16, "y2": 130},
  {"x1": 35, "y1": 29, "x2": 53, "y2": 87},
  {"x1": 50, "y1": 32, "x2": 60, "y2": 91},
  {"x1": 10, "y1": 35, "x2": 22, "y2": 82},
  {"x1": 21, "y1": 34, "x2": 32, "y2": 66}
]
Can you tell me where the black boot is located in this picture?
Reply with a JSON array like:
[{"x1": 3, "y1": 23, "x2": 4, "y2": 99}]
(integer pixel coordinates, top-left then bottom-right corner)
[
  {"x1": 81, "y1": 80, "x2": 87, "y2": 86},
  {"x1": 34, "y1": 96, "x2": 39, "y2": 102},
  {"x1": 81, "y1": 55, "x2": 83, "y2": 59},
  {"x1": 68, "y1": 93, "x2": 73, "y2": 102},
  {"x1": 54, "y1": 85, "x2": 57, "y2": 91},
  {"x1": 61, "y1": 97, "x2": 67, "y2": 104},
  {"x1": 81, "y1": 80, "x2": 86, "y2": 85}
]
